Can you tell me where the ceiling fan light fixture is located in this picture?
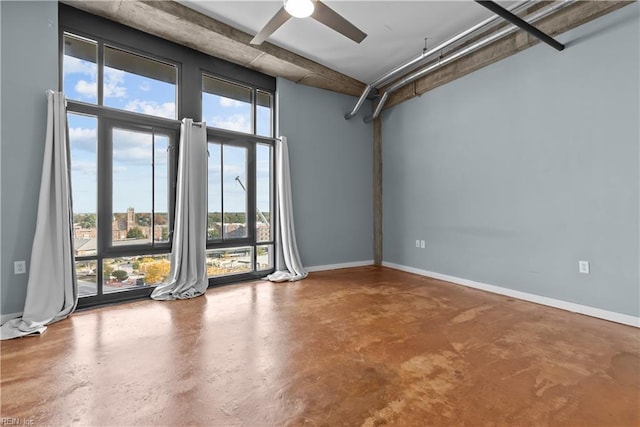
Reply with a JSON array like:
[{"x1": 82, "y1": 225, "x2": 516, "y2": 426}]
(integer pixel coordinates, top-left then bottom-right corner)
[{"x1": 284, "y1": 0, "x2": 314, "y2": 18}]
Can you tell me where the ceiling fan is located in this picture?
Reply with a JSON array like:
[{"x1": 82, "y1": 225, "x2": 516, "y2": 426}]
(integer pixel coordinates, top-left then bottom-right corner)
[{"x1": 250, "y1": 0, "x2": 367, "y2": 46}]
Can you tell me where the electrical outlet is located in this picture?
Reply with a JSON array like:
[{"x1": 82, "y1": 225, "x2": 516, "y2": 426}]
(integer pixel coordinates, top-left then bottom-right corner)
[
  {"x1": 415, "y1": 240, "x2": 420, "y2": 248},
  {"x1": 420, "y1": 240, "x2": 425, "y2": 249},
  {"x1": 14, "y1": 260, "x2": 26, "y2": 275},
  {"x1": 578, "y1": 260, "x2": 590, "y2": 274}
]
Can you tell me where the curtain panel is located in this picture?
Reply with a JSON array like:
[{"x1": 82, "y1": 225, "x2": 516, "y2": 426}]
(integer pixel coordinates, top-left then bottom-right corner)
[{"x1": 1, "y1": 91, "x2": 77, "y2": 340}]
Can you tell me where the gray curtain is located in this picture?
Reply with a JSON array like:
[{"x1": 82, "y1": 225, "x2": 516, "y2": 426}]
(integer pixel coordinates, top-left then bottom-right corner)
[
  {"x1": 266, "y1": 136, "x2": 308, "y2": 282},
  {"x1": 151, "y1": 119, "x2": 208, "y2": 300},
  {"x1": 1, "y1": 91, "x2": 77, "y2": 340}
]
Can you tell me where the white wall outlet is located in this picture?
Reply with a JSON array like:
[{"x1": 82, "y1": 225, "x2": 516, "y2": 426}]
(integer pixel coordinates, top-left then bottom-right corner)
[
  {"x1": 420, "y1": 240, "x2": 425, "y2": 249},
  {"x1": 578, "y1": 260, "x2": 590, "y2": 274},
  {"x1": 14, "y1": 260, "x2": 26, "y2": 275},
  {"x1": 415, "y1": 240, "x2": 420, "y2": 248}
]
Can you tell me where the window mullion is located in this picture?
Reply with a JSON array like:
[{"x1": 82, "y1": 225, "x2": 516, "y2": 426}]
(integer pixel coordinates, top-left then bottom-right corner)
[
  {"x1": 151, "y1": 129, "x2": 156, "y2": 248},
  {"x1": 252, "y1": 89, "x2": 257, "y2": 135},
  {"x1": 97, "y1": 42, "x2": 104, "y2": 105},
  {"x1": 220, "y1": 144, "x2": 225, "y2": 242}
]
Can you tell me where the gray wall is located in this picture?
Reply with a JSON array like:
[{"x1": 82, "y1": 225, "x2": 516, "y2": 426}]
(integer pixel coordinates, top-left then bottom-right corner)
[
  {"x1": 278, "y1": 78, "x2": 373, "y2": 268},
  {"x1": 382, "y1": 4, "x2": 639, "y2": 317},
  {"x1": 1, "y1": 1, "x2": 59, "y2": 315}
]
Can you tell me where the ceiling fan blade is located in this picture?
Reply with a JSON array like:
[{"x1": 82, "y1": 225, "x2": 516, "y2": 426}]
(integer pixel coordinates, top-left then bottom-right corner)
[
  {"x1": 250, "y1": 7, "x2": 292, "y2": 45},
  {"x1": 311, "y1": 1, "x2": 367, "y2": 44}
]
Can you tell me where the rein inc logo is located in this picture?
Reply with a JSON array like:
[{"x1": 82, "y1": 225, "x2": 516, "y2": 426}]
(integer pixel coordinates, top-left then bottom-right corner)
[{"x1": 1, "y1": 419, "x2": 34, "y2": 425}]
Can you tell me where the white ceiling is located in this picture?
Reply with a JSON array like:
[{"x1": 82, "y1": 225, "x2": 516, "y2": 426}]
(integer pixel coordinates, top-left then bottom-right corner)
[{"x1": 178, "y1": 1, "x2": 521, "y2": 83}]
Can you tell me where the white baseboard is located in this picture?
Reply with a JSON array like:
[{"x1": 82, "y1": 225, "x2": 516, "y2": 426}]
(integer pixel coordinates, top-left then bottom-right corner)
[
  {"x1": 382, "y1": 261, "x2": 640, "y2": 328},
  {"x1": 1, "y1": 312, "x2": 23, "y2": 325},
  {"x1": 306, "y1": 260, "x2": 374, "y2": 273}
]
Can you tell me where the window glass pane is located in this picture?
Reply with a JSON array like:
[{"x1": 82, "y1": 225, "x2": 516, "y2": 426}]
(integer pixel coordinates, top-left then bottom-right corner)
[
  {"x1": 154, "y1": 134, "x2": 170, "y2": 243},
  {"x1": 256, "y1": 144, "x2": 272, "y2": 242},
  {"x1": 256, "y1": 91, "x2": 272, "y2": 137},
  {"x1": 68, "y1": 113, "x2": 98, "y2": 256},
  {"x1": 203, "y1": 75, "x2": 252, "y2": 133},
  {"x1": 104, "y1": 46, "x2": 177, "y2": 119},
  {"x1": 208, "y1": 143, "x2": 222, "y2": 241},
  {"x1": 223, "y1": 145, "x2": 248, "y2": 239},
  {"x1": 206, "y1": 247, "x2": 253, "y2": 277},
  {"x1": 76, "y1": 260, "x2": 98, "y2": 297},
  {"x1": 257, "y1": 245, "x2": 274, "y2": 271},
  {"x1": 103, "y1": 254, "x2": 170, "y2": 293},
  {"x1": 63, "y1": 33, "x2": 98, "y2": 104},
  {"x1": 112, "y1": 128, "x2": 152, "y2": 246}
]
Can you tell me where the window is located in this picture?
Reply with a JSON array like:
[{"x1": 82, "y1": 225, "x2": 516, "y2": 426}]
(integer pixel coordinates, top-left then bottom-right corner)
[
  {"x1": 205, "y1": 136, "x2": 275, "y2": 279},
  {"x1": 203, "y1": 73, "x2": 275, "y2": 280},
  {"x1": 203, "y1": 76, "x2": 252, "y2": 133},
  {"x1": 104, "y1": 46, "x2": 177, "y2": 119},
  {"x1": 68, "y1": 112, "x2": 98, "y2": 256},
  {"x1": 256, "y1": 91, "x2": 273, "y2": 137},
  {"x1": 256, "y1": 143, "x2": 273, "y2": 242},
  {"x1": 63, "y1": 33, "x2": 98, "y2": 104},
  {"x1": 206, "y1": 142, "x2": 251, "y2": 242},
  {"x1": 109, "y1": 125, "x2": 172, "y2": 247},
  {"x1": 61, "y1": 4, "x2": 276, "y2": 307},
  {"x1": 63, "y1": 29, "x2": 179, "y2": 303}
]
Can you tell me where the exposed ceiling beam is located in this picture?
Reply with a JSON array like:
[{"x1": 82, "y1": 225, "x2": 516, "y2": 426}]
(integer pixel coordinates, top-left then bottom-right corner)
[
  {"x1": 62, "y1": 0, "x2": 366, "y2": 97},
  {"x1": 383, "y1": 1, "x2": 633, "y2": 110},
  {"x1": 62, "y1": 1, "x2": 631, "y2": 109}
]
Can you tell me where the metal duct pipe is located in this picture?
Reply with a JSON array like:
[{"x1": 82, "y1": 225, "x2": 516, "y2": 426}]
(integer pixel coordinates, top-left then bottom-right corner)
[
  {"x1": 364, "y1": 0, "x2": 573, "y2": 123},
  {"x1": 344, "y1": 1, "x2": 532, "y2": 120}
]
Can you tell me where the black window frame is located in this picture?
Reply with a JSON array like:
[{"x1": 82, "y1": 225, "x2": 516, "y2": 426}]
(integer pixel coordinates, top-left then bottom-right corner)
[
  {"x1": 60, "y1": 4, "x2": 276, "y2": 308},
  {"x1": 101, "y1": 118, "x2": 179, "y2": 252}
]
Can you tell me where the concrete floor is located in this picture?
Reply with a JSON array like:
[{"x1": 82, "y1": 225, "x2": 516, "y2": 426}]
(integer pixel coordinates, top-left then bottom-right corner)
[{"x1": 1, "y1": 266, "x2": 638, "y2": 426}]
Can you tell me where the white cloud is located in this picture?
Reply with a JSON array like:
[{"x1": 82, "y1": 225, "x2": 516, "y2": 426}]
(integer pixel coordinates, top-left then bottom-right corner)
[
  {"x1": 69, "y1": 127, "x2": 96, "y2": 141},
  {"x1": 74, "y1": 80, "x2": 97, "y2": 99},
  {"x1": 139, "y1": 81, "x2": 151, "y2": 92},
  {"x1": 112, "y1": 128, "x2": 153, "y2": 166},
  {"x1": 63, "y1": 56, "x2": 96, "y2": 77},
  {"x1": 219, "y1": 97, "x2": 246, "y2": 108},
  {"x1": 104, "y1": 68, "x2": 127, "y2": 98},
  {"x1": 110, "y1": 128, "x2": 172, "y2": 173},
  {"x1": 125, "y1": 100, "x2": 175, "y2": 119},
  {"x1": 210, "y1": 114, "x2": 251, "y2": 133},
  {"x1": 72, "y1": 67, "x2": 126, "y2": 100},
  {"x1": 68, "y1": 127, "x2": 97, "y2": 153}
]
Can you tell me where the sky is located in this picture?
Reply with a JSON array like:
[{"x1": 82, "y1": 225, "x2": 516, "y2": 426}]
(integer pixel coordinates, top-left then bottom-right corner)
[{"x1": 64, "y1": 48, "x2": 272, "y2": 217}]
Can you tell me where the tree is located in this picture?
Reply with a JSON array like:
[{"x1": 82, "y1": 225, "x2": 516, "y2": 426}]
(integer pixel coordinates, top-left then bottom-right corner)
[
  {"x1": 137, "y1": 213, "x2": 151, "y2": 227},
  {"x1": 154, "y1": 213, "x2": 167, "y2": 225},
  {"x1": 208, "y1": 228, "x2": 219, "y2": 239},
  {"x1": 127, "y1": 227, "x2": 145, "y2": 239},
  {"x1": 74, "y1": 213, "x2": 96, "y2": 229},
  {"x1": 112, "y1": 270, "x2": 128, "y2": 282},
  {"x1": 224, "y1": 212, "x2": 246, "y2": 224},
  {"x1": 104, "y1": 264, "x2": 114, "y2": 277},
  {"x1": 161, "y1": 228, "x2": 169, "y2": 241},
  {"x1": 144, "y1": 260, "x2": 170, "y2": 284}
]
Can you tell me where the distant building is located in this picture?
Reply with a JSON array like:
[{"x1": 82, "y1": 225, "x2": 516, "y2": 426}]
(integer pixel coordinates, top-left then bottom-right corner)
[
  {"x1": 75, "y1": 237, "x2": 97, "y2": 256},
  {"x1": 225, "y1": 223, "x2": 246, "y2": 238},
  {"x1": 74, "y1": 207, "x2": 168, "y2": 249},
  {"x1": 257, "y1": 223, "x2": 270, "y2": 241},
  {"x1": 74, "y1": 224, "x2": 96, "y2": 239}
]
